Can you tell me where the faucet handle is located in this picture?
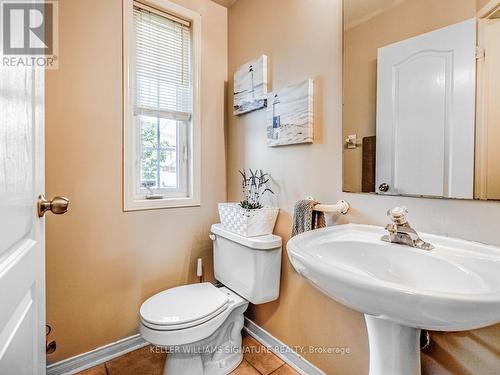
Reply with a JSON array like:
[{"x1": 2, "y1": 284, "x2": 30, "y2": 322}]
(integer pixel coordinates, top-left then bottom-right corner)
[{"x1": 387, "y1": 206, "x2": 408, "y2": 225}]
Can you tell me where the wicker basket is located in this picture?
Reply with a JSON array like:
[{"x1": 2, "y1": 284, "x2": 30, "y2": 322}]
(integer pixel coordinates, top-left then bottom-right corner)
[{"x1": 218, "y1": 203, "x2": 279, "y2": 237}]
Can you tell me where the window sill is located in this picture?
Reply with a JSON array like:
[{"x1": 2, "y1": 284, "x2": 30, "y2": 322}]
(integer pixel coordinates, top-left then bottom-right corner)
[{"x1": 123, "y1": 196, "x2": 200, "y2": 211}]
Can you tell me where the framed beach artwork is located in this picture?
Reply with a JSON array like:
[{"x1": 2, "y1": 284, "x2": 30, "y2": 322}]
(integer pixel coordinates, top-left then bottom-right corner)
[
  {"x1": 233, "y1": 55, "x2": 268, "y2": 115},
  {"x1": 267, "y1": 79, "x2": 314, "y2": 147}
]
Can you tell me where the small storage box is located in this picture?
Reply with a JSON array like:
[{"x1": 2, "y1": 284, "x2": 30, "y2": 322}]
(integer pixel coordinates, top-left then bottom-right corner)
[{"x1": 218, "y1": 203, "x2": 279, "y2": 237}]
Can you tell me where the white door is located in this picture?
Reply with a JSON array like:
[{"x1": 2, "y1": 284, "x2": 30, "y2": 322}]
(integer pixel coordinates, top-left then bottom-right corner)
[
  {"x1": 376, "y1": 19, "x2": 476, "y2": 198},
  {"x1": 0, "y1": 65, "x2": 46, "y2": 373}
]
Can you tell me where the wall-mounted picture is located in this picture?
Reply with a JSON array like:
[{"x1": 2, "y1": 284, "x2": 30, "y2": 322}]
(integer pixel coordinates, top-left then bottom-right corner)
[
  {"x1": 267, "y1": 79, "x2": 314, "y2": 147},
  {"x1": 233, "y1": 55, "x2": 268, "y2": 115}
]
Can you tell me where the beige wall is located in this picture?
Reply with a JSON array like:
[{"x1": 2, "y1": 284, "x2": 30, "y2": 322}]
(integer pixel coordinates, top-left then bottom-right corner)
[
  {"x1": 228, "y1": 0, "x2": 500, "y2": 374},
  {"x1": 227, "y1": 1, "x2": 369, "y2": 373},
  {"x1": 45, "y1": 0, "x2": 227, "y2": 363},
  {"x1": 342, "y1": 0, "x2": 476, "y2": 192}
]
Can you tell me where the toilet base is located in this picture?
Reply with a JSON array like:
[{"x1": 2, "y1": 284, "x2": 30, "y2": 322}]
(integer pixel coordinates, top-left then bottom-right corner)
[
  {"x1": 163, "y1": 303, "x2": 246, "y2": 375},
  {"x1": 149, "y1": 297, "x2": 248, "y2": 375},
  {"x1": 164, "y1": 350, "x2": 243, "y2": 375},
  {"x1": 141, "y1": 286, "x2": 249, "y2": 375}
]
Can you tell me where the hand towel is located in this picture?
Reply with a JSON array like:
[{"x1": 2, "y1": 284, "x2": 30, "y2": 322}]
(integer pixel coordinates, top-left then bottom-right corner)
[{"x1": 292, "y1": 199, "x2": 326, "y2": 236}]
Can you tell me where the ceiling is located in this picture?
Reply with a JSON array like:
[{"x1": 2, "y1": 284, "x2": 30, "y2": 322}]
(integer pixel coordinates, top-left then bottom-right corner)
[
  {"x1": 211, "y1": 0, "x2": 409, "y2": 22},
  {"x1": 211, "y1": 0, "x2": 238, "y2": 8},
  {"x1": 344, "y1": 0, "x2": 405, "y2": 29}
]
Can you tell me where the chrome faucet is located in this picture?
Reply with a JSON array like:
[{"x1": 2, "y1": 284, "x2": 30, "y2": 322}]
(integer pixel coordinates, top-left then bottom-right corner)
[{"x1": 381, "y1": 207, "x2": 434, "y2": 250}]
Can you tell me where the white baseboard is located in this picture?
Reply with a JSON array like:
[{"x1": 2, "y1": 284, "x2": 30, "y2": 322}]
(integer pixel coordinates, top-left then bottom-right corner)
[
  {"x1": 47, "y1": 319, "x2": 324, "y2": 375},
  {"x1": 46, "y1": 334, "x2": 148, "y2": 375},
  {"x1": 243, "y1": 317, "x2": 326, "y2": 375}
]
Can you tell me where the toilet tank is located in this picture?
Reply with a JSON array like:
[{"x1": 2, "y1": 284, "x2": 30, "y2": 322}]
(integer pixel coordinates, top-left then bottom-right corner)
[{"x1": 210, "y1": 224, "x2": 281, "y2": 304}]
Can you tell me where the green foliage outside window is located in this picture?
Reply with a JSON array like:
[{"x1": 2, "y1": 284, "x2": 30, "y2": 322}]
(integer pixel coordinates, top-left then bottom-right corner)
[{"x1": 141, "y1": 121, "x2": 168, "y2": 187}]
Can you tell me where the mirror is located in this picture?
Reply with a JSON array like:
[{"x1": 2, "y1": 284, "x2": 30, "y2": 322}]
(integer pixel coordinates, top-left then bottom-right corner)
[{"x1": 342, "y1": 0, "x2": 500, "y2": 200}]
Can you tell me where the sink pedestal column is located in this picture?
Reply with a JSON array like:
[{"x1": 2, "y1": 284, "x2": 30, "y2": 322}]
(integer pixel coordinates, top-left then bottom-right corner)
[{"x1": 365, "y1": 315, "x2": 421, "y2": 375}]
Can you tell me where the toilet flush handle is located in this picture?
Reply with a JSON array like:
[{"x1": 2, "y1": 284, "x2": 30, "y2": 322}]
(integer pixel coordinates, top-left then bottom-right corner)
[{"x1": 209, "y1": 233, "x2": 216, "y2": 241}]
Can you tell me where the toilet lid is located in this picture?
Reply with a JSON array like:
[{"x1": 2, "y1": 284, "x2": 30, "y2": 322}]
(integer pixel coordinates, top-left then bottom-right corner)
[{"x1": 140, "y1": 283, "x2": 229, "y2": 327}]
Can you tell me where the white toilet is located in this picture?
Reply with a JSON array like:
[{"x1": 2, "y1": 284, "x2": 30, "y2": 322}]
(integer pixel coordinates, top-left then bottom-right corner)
[{"x1": 140, "y1": 224, "x2": 282, "y2": 375}]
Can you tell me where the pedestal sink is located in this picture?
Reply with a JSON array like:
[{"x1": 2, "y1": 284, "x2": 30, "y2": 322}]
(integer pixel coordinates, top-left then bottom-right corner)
[{"x1": 287, "y1": 224, "x2": 500, "y2": 375}]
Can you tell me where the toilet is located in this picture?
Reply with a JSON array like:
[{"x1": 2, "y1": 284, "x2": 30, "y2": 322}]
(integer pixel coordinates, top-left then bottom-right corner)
[{"x1": 139, "y1": 223, "x2": 282, "y2": 375}]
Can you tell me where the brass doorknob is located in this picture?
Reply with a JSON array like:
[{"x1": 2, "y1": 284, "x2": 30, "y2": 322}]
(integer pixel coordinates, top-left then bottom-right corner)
[{"x1": 38, "y1": 195, "x2": 70, "y2": 217}]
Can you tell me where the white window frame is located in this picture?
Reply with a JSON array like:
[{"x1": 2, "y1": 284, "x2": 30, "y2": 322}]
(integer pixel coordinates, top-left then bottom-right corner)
[{"x1": 123, "y1": 0, "x2": 201, "y2": 211}]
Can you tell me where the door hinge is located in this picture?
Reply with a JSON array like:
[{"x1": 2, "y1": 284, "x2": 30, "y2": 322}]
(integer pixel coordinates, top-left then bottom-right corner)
[{"x1": 476, "y1": 46, "x2": 485, "y2": 60}]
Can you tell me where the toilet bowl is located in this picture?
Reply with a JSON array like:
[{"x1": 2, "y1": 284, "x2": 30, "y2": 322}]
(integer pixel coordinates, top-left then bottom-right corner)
[
  {"x1": 139, "y1": 224, "x2": 282, "y2": 375},
  {"x1": 140, "y1": 284, "x2": 248, "y2": 375}
]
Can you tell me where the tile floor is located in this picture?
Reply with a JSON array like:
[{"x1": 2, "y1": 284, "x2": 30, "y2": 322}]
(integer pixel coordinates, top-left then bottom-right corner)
[{"x1": 75, "y1": 334, "x2": 299, "y2": 375}]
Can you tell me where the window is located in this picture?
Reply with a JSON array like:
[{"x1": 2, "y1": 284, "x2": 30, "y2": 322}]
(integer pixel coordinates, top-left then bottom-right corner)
[{"x1": 123, "y1": 0, "x2": 200, "y2": 210}]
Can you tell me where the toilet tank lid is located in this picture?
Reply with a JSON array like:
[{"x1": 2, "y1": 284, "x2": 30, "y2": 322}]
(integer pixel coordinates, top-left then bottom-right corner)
[{"x1": 211, "y1": 224, "x2": 282, "y2": 250}]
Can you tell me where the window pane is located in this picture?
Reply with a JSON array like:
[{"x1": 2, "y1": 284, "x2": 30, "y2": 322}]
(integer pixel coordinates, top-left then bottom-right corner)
[
  {"x1": 138, "y1": 115, "x2": 179, "y2": 191},
  {"x1": 139, "y1": 115, "x2": 159, "y2": 189},
  {"x1": 159, "y1": 119, "x2": 178, "y2": 189},
  {"x1": 140, "y1": 117, "x2": 157, "y2": 148},
  {"x1": 159, "y1": 149, "x2": 177, "y2": 188},
  {"x1": 141, "y1": 146, "x2": 158, "y2": 189},
  {"x1": 160, "y1": 119, "x2": 176, "y2": 148}
]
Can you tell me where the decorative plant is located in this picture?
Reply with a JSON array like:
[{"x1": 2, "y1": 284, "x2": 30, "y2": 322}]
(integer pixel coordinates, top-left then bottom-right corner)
[{"x1": 239, "y1": 169, "x2": 274, "y2": 209}]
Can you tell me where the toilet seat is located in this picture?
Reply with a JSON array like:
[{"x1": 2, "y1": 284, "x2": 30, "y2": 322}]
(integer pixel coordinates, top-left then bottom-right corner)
[
  {"x1": 140, "y1": 286, "x2": 248, "y2": 348},
  {"x1": 140, "y1": 283, "x2": 229, "y2": 331}
]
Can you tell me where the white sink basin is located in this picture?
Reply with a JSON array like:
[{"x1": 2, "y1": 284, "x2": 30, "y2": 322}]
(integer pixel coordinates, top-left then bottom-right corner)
[{"x1": 287, "y1": 224, "x2": 500, "y2": 375}]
